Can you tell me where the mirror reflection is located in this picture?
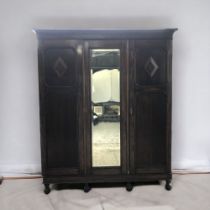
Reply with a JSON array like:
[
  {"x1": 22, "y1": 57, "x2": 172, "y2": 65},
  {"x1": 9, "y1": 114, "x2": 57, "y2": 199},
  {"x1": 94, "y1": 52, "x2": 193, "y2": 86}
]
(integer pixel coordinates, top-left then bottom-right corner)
[{"x1": 91, "y1": 49, "x2": 120, "y2": 167}]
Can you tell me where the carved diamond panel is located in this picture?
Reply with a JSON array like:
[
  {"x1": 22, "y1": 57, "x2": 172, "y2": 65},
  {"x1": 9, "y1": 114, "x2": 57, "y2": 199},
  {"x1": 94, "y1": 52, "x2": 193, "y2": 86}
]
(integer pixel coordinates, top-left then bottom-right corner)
[
  {"x1": 144, "y1": 57, "x2": 159, "y2": 78},
  {"x1": 53, "y1": 57, "x2": 68, "y2": 77}
]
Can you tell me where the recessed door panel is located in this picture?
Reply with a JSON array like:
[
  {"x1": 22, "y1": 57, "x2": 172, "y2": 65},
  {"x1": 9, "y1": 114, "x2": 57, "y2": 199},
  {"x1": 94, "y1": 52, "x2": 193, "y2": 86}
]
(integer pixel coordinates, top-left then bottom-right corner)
[
  {"x1": 45, "y1": 89, "x2": 79, "y2": 169},
  {"x1": 134, "y1": 41, "x2": 167, "y2": 86},
  {"x1": 44, "y1": 48, "x2": 77, "y2": 86},
  {"x1": 134, "y1": 92, "x2": 167, "y2": 171}
]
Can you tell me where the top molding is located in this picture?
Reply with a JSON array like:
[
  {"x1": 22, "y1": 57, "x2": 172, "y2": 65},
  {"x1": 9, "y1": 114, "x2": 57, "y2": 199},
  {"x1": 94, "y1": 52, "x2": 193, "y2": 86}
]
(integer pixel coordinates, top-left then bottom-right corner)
[{"x1": 34, "y1": 29, "x2": 178, "y2": 40}]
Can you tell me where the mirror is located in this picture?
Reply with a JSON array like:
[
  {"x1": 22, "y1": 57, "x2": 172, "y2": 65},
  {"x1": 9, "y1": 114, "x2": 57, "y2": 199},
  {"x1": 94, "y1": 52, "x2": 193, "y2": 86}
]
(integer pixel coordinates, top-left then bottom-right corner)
[{"x1": 91, "y1": 49, "x2": 120, "y2": 167}]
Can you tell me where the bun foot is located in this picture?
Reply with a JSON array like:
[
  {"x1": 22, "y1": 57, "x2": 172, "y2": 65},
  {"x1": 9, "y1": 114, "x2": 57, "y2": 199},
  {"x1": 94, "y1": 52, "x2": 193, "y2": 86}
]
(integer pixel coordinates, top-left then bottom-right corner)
[
  {"x1": 165, "y1": 179, "x2": 172, "y2": 191},
  {"x1": 0, "y1": 176, "x2": 3, "y2": 185},
  {"x1": 84, "y1": 183, "x2": 91, "y2": 193},
  {"x1": 44, "y1": 184, "x2": 51, "y2": 194},
  {"x1": 126, "y1": 182, "x2": 133, "y2": 192}
]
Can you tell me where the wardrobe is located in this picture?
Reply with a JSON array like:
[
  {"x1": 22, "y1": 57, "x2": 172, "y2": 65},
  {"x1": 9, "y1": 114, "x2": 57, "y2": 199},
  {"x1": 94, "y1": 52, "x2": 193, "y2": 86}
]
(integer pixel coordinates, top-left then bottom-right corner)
[{"x1": 35, "y1": 29, "x2": 177, "y2": 194}]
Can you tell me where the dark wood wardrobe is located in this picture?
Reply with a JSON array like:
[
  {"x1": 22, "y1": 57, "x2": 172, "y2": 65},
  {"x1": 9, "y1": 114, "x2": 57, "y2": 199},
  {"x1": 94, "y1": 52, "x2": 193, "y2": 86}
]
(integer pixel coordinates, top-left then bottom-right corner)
[{"x1": 35, "y1": 29, "x2": 177, "y2": 194}]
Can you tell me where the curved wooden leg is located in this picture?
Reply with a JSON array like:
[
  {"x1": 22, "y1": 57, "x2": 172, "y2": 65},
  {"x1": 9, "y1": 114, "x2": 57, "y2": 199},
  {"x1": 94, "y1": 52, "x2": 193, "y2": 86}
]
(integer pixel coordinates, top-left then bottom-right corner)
[
  {"x1": 44, "y1": 183, "x2": 51, "y2": 194},
  {"x1": 165, "y1": 179, "x2": 172, "y2": 191},
  {"x1": 84, "y1": 183, "x2": 91, "y2": 193},
  {"x1": 126, "y1": 182, "x2": 133, "y2": 192}
]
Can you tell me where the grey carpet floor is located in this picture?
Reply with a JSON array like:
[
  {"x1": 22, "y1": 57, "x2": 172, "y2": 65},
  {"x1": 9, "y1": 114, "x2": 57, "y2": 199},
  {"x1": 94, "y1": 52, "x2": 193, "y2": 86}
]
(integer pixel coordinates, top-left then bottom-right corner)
[{"x1": 0, "y1": 174, "x2": 210, "y2": 210}]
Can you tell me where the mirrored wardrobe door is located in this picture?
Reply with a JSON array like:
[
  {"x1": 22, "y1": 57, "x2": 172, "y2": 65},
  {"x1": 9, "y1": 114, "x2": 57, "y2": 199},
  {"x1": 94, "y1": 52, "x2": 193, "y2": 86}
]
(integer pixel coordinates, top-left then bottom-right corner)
[
  {"x1": 91, "y1": 48, "x2": 120, "y2": 167},
  {"x1": 84, "y1": 40, "x2": 128, "y2": 175}
]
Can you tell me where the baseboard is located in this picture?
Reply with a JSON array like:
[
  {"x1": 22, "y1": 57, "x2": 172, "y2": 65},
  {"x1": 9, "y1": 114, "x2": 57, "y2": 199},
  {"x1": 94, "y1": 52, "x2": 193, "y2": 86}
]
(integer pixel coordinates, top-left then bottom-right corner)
[
  {"x1": 172, "y1": 159, "x2": 210, "y2": 172},
  {"x1": 0, "y1": 160, "x2": 210, "y2": 177},
  {"x1": 0, "y1": 163, "x2": 41, "y2": 176}
]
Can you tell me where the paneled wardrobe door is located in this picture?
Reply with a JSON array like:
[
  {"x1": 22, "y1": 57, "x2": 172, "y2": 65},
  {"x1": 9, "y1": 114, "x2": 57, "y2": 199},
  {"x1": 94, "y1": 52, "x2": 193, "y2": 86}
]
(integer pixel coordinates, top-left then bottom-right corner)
[
  {"x1": 38, "y1": 40, "x2": 84, "y2": 177},
  {"x1": 129, "y1": 40, "x2": 171, "y2": 175}
]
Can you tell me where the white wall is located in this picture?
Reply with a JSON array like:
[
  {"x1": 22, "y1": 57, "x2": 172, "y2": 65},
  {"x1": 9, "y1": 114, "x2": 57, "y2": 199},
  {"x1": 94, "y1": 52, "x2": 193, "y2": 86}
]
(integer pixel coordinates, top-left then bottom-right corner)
[{"x1": 1, "y1": 0, "x2": 210, "y2": 175}]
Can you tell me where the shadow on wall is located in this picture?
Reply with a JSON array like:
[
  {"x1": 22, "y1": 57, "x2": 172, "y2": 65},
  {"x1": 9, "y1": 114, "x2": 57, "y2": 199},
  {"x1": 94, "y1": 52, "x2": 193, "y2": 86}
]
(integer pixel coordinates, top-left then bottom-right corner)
[{"x1": 32, "y1": 16, "x2": 174, "y2": 29}]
